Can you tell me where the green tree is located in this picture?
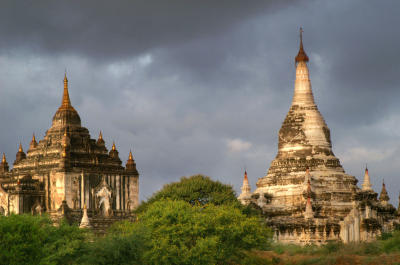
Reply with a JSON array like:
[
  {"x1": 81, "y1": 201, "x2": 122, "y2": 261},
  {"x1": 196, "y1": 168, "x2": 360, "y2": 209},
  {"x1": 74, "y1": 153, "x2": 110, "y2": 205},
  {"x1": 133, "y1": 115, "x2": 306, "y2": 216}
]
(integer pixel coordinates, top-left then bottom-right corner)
[
  {"x1": 136, "y1": 174, "x2": 242, "y2": 213},
  {"x1": 115, "y1": 199, "x2": 272, "y2": 265},
  {"x1": 0, "y1": 214, "x2": 87, "y2": 265}
]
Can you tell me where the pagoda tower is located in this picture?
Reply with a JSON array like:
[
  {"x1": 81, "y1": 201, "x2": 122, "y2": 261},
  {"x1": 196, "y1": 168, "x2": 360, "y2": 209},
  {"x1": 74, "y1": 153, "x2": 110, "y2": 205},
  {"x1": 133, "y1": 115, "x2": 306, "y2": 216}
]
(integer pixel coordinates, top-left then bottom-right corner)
[
  {"x1": 254, "y1": 29, "x2": 358, "y2": 235},
  {"x1": 0, "y1": 73, "x2": 139, "y2": 224}
]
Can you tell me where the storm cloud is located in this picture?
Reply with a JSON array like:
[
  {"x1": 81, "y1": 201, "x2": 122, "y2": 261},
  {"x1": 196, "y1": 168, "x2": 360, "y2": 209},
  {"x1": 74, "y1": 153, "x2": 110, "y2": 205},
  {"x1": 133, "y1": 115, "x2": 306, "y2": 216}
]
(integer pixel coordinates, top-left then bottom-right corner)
[{"x1": 0, "y1": 0, "x2": 399, "y2": 205}]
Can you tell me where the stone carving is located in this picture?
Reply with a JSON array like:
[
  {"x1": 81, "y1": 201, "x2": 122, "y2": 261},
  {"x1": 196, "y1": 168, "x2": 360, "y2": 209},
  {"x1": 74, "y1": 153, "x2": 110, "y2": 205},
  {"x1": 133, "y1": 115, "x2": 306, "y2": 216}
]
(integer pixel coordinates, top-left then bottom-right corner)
[
  {"x1": 94, "y1": 177, "x2": 114, "y2": 217},
  {"x1": 31, "y1": 201, "x2": 43, "y2": 215}
]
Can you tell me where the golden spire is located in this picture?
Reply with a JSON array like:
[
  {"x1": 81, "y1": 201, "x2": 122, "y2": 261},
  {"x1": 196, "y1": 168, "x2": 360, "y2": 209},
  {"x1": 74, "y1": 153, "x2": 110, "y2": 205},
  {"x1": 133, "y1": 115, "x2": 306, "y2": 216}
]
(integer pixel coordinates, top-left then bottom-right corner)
[
  {"x1": 30, "y1": 133, "x2": 38, "y2": 149},
  {"x1": 18, "y1": 142, "x2": 23, "y2": 153},
  {"x1": 2, "y1": 153, "x2": 6, "y2": 163},
  {"x1": 112, "y1": 142, "x2": 116, "y2": 151},
  {"x1": 128, "y1": 150, "x2": 133, "y2": 160},
  {"x1": 99, "y1": 131, "x2": 103, "y2": 141},
  {"x1": 295, "y1": 27, "x2": 309, "y2": 63},
  {"x1": 60, "y1": 72, "x2": 73, "y2": 109}
]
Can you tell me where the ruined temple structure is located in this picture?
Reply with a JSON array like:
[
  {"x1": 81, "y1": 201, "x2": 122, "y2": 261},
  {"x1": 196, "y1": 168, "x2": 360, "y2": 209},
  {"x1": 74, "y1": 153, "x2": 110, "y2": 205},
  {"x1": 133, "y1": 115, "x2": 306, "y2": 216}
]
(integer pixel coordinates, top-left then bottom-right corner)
[
  {"x1": 238, "y1": 29, "x2": 399, "y2": 244},
  {"x1": 0, "y1": 74, "x2": 139, "y2": 232}
]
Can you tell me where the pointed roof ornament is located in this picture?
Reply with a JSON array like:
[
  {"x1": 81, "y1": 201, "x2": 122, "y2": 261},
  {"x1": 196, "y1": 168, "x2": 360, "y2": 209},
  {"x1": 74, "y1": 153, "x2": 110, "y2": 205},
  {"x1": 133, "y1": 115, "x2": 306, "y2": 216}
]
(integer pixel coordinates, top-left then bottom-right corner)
[
  {"x1": 295, "y1": 27, "x2": 309, "y2": 63},
  {"x1": 18, "y1": 142, "x2": 23, "y2": 153},
  {"x1": 59, "y1": 71, "x2": 74, "y2": 110},
  {"x1": 15, "y1": 142, "x2": 26, "y2": 164},
  {"x1": 362, "y1": 165, "x2": 373, "y2": 191},
  {"x1": 126, "y1": 149, "x2": 138, "y2": 173},
  {"x1": 0, "y1": 152, "x2": 8, "y2": 173},
  {"x1": 97, "y1": 131, "x2": 105, "y2": 145},
  {"x1": 109, "y1": 141, "x2": 121, "y2": 162},
  {"x1": 379, "y1": 180, "x2": 390, "y2": 203},
  {"x1": 30, "y1": 133, "x2": 38, "y2": 149},
  {"x1": 238, "y1": 170, "x2": 251, "y2": 205}
]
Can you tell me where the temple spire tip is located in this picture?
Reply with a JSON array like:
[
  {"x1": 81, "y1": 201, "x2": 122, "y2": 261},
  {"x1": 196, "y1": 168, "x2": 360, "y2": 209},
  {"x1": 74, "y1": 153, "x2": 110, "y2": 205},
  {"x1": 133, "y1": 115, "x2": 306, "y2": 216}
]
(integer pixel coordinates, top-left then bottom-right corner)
[
  {"x1": 18, "y1": 142, "x2": 23, "y2": 152},
  {"x1": 128, "y1": 150, "x2": 133, "y2": 160},
  {"x1": 295, "y1": 27, "x2": 309, "y2": 63},
  {"x1": 60, "y1": 72, "x2": 73, "y2": 109}
]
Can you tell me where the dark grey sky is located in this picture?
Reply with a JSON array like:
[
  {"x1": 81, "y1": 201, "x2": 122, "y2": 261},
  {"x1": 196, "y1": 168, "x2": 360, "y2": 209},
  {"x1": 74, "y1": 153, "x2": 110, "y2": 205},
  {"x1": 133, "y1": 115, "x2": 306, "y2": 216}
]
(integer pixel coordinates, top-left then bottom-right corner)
[{"x1": 1, "y1": 0, "x2": 399, "y2": 205}]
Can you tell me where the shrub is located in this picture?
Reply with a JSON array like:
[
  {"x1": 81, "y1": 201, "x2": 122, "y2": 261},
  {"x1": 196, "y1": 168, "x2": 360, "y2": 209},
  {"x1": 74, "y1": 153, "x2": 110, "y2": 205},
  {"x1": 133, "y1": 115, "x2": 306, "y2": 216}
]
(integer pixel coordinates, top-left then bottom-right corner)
[
  {"x1": 0, "y1": 214, "x2": 87, "y2": 265},
  {"x1": 111, "y1": 199, "x2": 272, "y2": 265}
]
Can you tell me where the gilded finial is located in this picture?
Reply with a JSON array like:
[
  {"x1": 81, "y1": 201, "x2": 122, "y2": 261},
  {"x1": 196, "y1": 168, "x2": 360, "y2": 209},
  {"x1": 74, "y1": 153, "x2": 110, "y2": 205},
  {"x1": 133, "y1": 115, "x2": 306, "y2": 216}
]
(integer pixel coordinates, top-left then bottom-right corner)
[
  {"x1": 295, "y1": 27, "x2": 309, "y2": 63},
  {"x1": 60, "y1": 72, "x2": 73, "y2": 109},
  {"x1": 18, "y1": 142, "x2": 23, "y2": 152},
  {"x1": 112, "y1": 142, "x2": 116, "y2": 151},
  {"x1": 128, "y1": 150, "x2": 133, "y2": 160},
  {"x1": 30, "y1": 133, "x2": 38, "y2": 149},
  {"x1": 99, "y1": 131, "x2": 103, "y2": 140},
  {"x1": 300, "y1": 27, "x2": 303, "y2": 44},
  {"x1": 2, "y1": 153, "x2": 6, "y2": 163}
]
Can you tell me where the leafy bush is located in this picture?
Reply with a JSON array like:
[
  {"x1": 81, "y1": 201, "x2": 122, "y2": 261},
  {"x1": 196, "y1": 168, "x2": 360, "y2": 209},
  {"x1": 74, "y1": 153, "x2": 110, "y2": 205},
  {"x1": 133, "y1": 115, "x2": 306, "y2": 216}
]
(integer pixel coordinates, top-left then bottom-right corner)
[
  {"x1": 382, "y1": 230, "x2": 400, "y2": 253},
  {"x1": 0, "y1": 214, "x2": 87, "y2": 265},
  {"x1": 111, "y1": 199, "x2": 272, "y2": 265},
  {"x1": 77, "y1": 230, "x2": 149, "y2": 265}
]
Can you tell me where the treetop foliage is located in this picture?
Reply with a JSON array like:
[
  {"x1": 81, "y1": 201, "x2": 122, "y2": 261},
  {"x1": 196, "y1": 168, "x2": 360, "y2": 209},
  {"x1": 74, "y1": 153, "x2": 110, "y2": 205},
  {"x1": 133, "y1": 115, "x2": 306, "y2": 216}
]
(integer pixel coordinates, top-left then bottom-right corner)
[{"x1": 135, "y1": 174, "x2": 242, "y2": 213}]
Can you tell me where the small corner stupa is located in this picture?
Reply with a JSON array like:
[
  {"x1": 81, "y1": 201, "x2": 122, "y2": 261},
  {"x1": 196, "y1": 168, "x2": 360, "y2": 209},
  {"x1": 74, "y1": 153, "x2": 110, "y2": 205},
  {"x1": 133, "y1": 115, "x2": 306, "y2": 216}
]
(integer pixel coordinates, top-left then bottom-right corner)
[{"x1": 238, "y1": 170, "x2": 252, "y2": 205}]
